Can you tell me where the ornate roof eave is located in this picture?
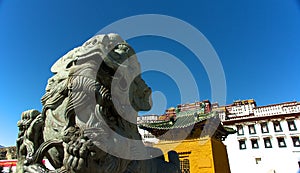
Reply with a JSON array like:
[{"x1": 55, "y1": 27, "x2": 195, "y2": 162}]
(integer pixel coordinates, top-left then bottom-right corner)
[
  {"x1": 139, "y1": 112, "x2": 217, "y2": 130},
  {"x1": 139, "y1": 111, "x2": 236, "y2": 141}
]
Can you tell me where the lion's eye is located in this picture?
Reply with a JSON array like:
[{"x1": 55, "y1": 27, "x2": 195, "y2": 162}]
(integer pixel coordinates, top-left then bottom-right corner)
[{"x1": 119, "y1": 76, "x2": 128, "y2": 90}]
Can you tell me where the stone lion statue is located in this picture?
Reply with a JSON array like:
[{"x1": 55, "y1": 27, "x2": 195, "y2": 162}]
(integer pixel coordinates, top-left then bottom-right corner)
[{"x1": 16, "y1": 34, "x2": 180, "y2": 173}]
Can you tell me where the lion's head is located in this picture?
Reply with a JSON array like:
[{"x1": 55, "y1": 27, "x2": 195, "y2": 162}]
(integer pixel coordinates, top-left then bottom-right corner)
[{"x1": 41, "y1": 33, "x2": 152, "y2": 140}]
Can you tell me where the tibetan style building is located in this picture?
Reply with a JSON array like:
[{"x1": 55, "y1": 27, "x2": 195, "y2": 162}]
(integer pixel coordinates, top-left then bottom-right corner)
[
  {"x1": 222, "y1": 100, "x2": 300, "y2": 173},
  {"x1": 139, "y1": 111, "x2": 235, "y2": 173}
]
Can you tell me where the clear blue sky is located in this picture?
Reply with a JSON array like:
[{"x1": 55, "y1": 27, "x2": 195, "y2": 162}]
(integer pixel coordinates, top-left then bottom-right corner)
[{"x1": 0, "y1": 0, "x2": 299, "y2": 146}]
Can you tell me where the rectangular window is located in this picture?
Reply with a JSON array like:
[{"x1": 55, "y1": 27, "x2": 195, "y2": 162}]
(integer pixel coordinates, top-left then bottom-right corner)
[
  {"x1": 251, "y1": 139, "x2": 259, "y2": 149},
  {"x1": 239, "y1": 140, "x2": 246, "y2": 150},
  {"x1": 277, "y1": 137, "x2": 287, "y2": 148},
  {"x1": 236, "y1": 125, "x2": 244, "y2": 135},
  {"x1": 255, "y1": 158, "x2": 262, "y2": 164},
  {"x1": 180, "y1": 159, "x2": 190, "y2": 173},
  {"x1": 287, "y1": 120, "x2": 297, "y2": 131},
  {"x1": 248, "y1": 124, "x2": 256, "y2": 134},
  {"x1": 264, "y1": 138, "x2": 272, "y2": 148},
  {"x1": 273, "y1": 121, "x2": 283, "y2": 132},
  {"x1": 292, "y1": 137, "x2": 300, "y2": 147},
  {"x1": 261, "y1": 122, "x2": 269, "y2": 133}
]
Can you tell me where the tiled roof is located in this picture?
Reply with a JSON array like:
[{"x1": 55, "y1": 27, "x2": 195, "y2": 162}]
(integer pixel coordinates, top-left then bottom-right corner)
[
  {"x1": 139, "y1": 111, "x2": 235, "y2": 141},
  {"x1": 139, "y1": 111, "x2": 217, "y2": 130}
]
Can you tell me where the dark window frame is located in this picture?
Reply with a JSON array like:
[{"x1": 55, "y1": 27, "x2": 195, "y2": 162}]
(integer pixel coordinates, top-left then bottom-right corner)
[
  {"x1": 236, "y1": 125, "x2": 244, "y2": 136},
  {"x1": 277, "y1": 137, "x2": 287, "y2": 148},
  {"x1": 248, "y1": 124, "x2": 256, "y2": 134},
  {"x1": 292, "y1": 136, "x2": 300, "y2": 147},
  {"x1": 239, "y1": 140, "x2": 247, "y2": 150},
  {"x1": 261, "y1": 122, "x2": 269, "y2": 133},
  {"x1": 263, "y1": 138, "x2": 272, "y2": 148},
  {"x1": 255, "y1": 158, "x2": 262, "y2": 164},
  {"x1": 287, "y1": 120, "x2": 297, "y2": 131},
  {"x1": 251, "y1": 139, "x2": 259, "y2": 149},
  {"x1": 273, "y1": 121, "x2": 283, "y2": 132},
  {"x1": 180, "y1": 159, "x2": 190, "y2": 173}
]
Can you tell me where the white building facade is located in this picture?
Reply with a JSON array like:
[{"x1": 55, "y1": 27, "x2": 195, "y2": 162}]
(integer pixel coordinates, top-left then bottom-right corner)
[
  {"x1": 223, "y1": 100, "x2": 300, "y2": 173},
  {"x1": 137, "y1": 115, "x2": 160, "y2": 144}
]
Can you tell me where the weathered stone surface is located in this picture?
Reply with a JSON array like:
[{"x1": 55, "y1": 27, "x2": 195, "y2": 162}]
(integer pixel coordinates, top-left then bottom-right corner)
[{"x1": 16, "y1": 34, "x2": 180, "y2": 173}]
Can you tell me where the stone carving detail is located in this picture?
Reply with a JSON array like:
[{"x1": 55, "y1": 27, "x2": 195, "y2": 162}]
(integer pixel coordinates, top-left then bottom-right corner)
[
  {"x1": 16, "y1": 110, "x2": 43, "y2": 160},
  {"x1": 16, "y1": 34, "x2": 180, "y2": 173}
]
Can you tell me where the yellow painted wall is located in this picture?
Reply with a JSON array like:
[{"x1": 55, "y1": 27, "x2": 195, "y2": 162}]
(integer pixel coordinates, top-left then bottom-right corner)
[{"x1": 153, "y1": 137, "x2": 230, "y2": 173}]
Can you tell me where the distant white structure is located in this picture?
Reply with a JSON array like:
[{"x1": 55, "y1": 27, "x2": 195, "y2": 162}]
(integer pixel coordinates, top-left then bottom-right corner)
[
  {"x1": 222, "y1": 100, "x2": 300, "y2": 173},
  {"x1": 212, "y1": 99, "x2": 257, "y2": 121},
  {"x1": 138, "y1": 128, "x2": 159, "y2": 145},
  {"x1": 137, "y1": 115, "x2": 160, "y2": 145},
  {"x1": 137, "y1": 114, "x2": 159, "y2": 124}
]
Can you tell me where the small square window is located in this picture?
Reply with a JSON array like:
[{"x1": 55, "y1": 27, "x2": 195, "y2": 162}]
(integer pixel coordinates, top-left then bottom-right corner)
[
  {"x1": 287, "y1": 120, "x2": 297, "y2": 131},
  {"x1": 255, "y1": 158, "x2": 262, "y2": 164},
  {"x1": 239, "y1": 140, "x2": 246, "y2": 150},
  {"x1": 277, "y1": 137, "x2": 287, "y2": 148},
  {"x1": 261, "y1": 122, "x2": 269, "y2": 133},
  {"x1": 251, "y1": 139, "x2": 259, "y2": 149},
  {"x1": 273, "y1": 121, "x2": 283, "y2": 132},
  {"x1": 248, "y1": 124, "x2": 256, "y2": 134},
  {"x1": 236, "y1": 125, "x2": 244, "y2": 135},
  {"x1": 264, "y1": 138, "x2": 272, "y2": 148},
  {"x1": 292, "y1": 137, "x2": 300, "y2": 147}
]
